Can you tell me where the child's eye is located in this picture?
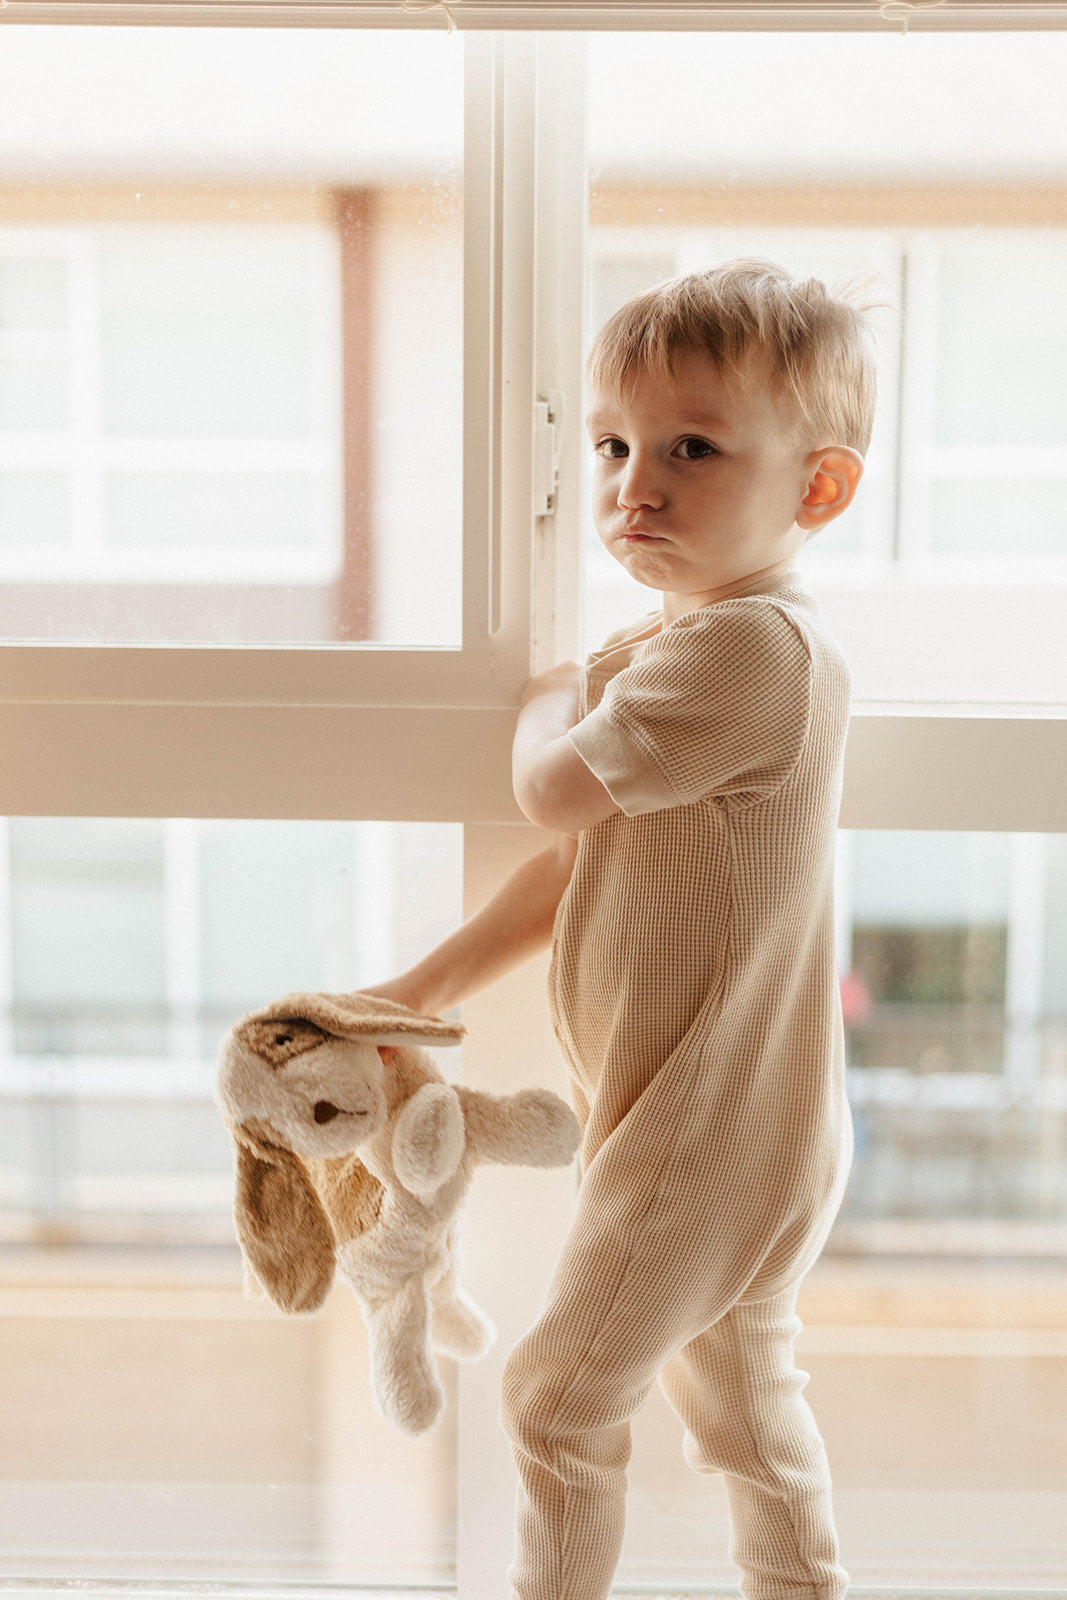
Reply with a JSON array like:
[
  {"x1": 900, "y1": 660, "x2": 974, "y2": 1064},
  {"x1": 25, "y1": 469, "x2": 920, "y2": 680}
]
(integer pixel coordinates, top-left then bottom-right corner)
[
  {"x1": 675, "y1": 436, "x2": 716, "y2": 460},
  {"x1": 594, "y1": 437, "x2": 627, "y2": 460}
]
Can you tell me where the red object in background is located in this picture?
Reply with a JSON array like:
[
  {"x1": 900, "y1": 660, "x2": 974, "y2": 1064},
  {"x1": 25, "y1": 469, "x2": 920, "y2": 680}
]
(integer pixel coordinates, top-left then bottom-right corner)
[{"x1": 840, "y1": 970, "x2": 872, "y2": 1025}]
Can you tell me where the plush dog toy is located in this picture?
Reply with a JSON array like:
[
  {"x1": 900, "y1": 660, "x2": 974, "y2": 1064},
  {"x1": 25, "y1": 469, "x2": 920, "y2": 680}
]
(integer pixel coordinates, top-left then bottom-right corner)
[{"x1": 215, "y1": 990, "x2": 580, "y2": 1435}]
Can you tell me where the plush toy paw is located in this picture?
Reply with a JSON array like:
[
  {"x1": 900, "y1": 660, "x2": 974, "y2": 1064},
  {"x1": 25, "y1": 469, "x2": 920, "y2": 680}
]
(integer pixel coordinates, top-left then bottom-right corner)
[
  {"x1": 431, "y1": 1285, "x2": 495, "y2": 1362},
  {"x1": 364, "y1": 1277, "x2": 445, "y2": 1436},
  {"x1": 499, "y1": 1087, "x2": 582, "y2": 1166},
  {"x1": 393, "y1": 1082, "x2": 466, "y2": 1196},
  {"x1": 456, "y1": 1084, "x2": 581, "y2": 1171}
]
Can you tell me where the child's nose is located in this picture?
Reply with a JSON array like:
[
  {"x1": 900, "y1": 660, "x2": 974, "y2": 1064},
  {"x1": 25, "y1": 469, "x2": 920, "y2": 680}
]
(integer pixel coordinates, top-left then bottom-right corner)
[{"x1": 617, "y1": 452, "x2": 666, "y2": 510}]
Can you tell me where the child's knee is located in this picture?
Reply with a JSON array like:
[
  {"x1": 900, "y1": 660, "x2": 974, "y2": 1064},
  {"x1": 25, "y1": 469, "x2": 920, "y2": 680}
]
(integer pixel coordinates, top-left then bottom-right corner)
[
  {"x1": 501, "y1": 1333, "x2": 626, "y2": 1473},
  {"x1": 500, "y1": 1337, "x2": 565, "y2": 1464}
]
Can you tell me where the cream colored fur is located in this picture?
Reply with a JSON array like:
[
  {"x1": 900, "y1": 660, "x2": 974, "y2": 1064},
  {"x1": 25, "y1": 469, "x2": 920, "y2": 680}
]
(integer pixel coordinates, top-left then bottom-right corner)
[{"x1": 216, "y1": 990, "x2": 580, "y2": 1435}]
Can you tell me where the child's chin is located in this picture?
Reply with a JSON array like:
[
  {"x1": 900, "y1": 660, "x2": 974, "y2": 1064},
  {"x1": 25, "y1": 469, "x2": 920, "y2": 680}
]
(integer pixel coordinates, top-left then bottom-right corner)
[{"x1": 613, "y1": 548, "x2": 671, "y2": 587}]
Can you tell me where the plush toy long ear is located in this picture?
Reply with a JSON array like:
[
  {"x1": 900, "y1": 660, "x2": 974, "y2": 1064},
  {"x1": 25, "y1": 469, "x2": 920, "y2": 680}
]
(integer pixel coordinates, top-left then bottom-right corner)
[
  {"x1": 233, "y1": 1130, "x2": 336, "y2": 1314},
  {"x1": 248, "y1": 990, "x2": 465, "y2": 1051}
]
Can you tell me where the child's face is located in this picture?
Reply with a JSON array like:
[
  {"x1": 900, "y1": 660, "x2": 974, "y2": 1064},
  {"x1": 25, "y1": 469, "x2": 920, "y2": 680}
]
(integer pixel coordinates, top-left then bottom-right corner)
[{"x1": 587, "y1": 347, "x2": 820, "y2": 621}]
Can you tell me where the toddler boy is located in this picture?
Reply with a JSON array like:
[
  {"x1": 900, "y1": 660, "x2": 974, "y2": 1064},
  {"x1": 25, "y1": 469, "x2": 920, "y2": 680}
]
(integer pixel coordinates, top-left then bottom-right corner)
[{"x1": 370, "y1": 260, "x2": 874, "y2": 1600}]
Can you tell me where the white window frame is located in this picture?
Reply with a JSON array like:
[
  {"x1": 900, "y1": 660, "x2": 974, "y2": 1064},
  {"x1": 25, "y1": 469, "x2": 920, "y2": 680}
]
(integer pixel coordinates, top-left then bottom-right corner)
[
  {"x1": 7, "y1": 4, "x2": 1067, "y2": 30},
  {"x1": 2, "y1": 9, "x2": 1067, "y2": 1600}
]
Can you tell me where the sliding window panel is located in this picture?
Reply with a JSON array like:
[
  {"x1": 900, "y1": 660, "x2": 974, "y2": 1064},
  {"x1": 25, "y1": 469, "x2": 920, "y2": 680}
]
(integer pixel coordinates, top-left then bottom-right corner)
[
  {"x1": 0, "y1": 816, "x2": 463, "y2": 1584},
  {"x1": 0, "y1": 28, "x2": 464, "y2": 647},
  {"x1": 586, "y1": 28, "x2": 1067, "y2": 711},
  {"x1": 585, "y1": 27, "x2": 1067, "y2": 1600},
  {"x1": 0, "y1": 30, "x2": 589, "y2": 823}
]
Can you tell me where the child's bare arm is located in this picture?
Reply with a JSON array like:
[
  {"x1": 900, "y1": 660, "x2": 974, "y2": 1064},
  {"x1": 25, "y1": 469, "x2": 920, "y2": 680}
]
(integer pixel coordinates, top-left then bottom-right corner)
[
  {"x1": 512, "y1": 662, "x2": 622, "y2": 834},
  {"x1": 362, "y1": 832, "x2": 578, "y2": 1018}
]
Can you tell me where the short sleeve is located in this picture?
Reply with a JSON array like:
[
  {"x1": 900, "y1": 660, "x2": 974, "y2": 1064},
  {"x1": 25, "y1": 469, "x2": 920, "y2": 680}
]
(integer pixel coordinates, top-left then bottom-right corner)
[{"x1": 568, "y1": 602, "x2": 812, "y2": 816}]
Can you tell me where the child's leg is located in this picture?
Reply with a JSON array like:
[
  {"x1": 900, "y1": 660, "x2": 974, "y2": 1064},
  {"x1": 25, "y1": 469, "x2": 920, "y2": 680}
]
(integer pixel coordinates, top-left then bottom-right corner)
[
  {"x1": 500, "y1": 1044, "x2": 843, "y2": 1600},
  {"x1": 500, "y1": 1176, "x2": 763, "y2": 1599},
  {"x1": 659, "y1": 1283, "x2": 848, "y2": 1600},
  {"x1": 500, "y1": 1217, "x2": 661, "y2": 1600}
]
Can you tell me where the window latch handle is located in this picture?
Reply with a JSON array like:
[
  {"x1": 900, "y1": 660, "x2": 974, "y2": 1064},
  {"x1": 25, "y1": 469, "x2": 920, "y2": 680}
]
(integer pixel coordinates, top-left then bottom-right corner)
[{"x1": 533, "y1": 390, "x2": 565, "y2": 517}]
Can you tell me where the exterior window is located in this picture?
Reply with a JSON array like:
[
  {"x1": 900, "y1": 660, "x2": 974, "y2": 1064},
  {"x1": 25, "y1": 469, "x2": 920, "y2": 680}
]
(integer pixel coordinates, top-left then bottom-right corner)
[
  {"x1": 587, "y1": 27, "x2": 1067, "y2": 1595},
  {"x1": 0, "y1": 225, "x2": 342, "y2": 582},
  {"x1": 0, "y1": 816, "x2": 463, "y2": 1581},
  {"x1": 0, "y1": 817, "x2": 462, "y2": 1245},
  {"x1": 0, "y1": 29, "x2": 463, "y2": 647},
  {"x1": 916, "y1": 232, "x2": 1067, "y2": 563},
  {"x1": 837, "y1": 832, "x2": 1066, "y2": 1239}
]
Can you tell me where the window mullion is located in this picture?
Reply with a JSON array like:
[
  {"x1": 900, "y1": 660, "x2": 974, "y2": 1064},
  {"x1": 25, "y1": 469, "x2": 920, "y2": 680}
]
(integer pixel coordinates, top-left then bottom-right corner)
[
  {"x1": 897, "y1": 233, "x2": 937, "y2": 567},
  {"x1": 455, "y1": 33, "x2": 589, "y2": 1600},
  {"x1": 461, "y1": 30, "x2": 508, "y2": 650},
  {"x1": 70, "y1": 226, "x2": 102, "y2": 567},
  {"x1": 456, "y1": 822, "x2": 579, "y2": 1600},
  {"x1": 163, "y1": 819, "x2": 201, "y2": 1069},
  {"x1": 530, "y1": 31, "x2": 588, "y2": 671}
]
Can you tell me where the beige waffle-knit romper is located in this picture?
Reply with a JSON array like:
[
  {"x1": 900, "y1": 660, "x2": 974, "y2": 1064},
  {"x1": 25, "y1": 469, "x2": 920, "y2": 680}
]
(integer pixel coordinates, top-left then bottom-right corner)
[{"x1": 500, "y1": 569, "x2": 853, "y2": 1600}]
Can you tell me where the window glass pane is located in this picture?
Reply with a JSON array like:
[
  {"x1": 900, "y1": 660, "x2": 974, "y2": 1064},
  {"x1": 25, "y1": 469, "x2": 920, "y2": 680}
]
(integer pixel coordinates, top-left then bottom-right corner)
[
  {"x1": 105, "y1": 471, "x2": 326, "y2": 550},
  {"x1": 0, "y1": 816, "x2": 462, "y2": 1583},
  {"x1": 1045, "y1": 836, "x2": 1067, "y2": 1017},
  {"x1": 845, "y1": 831, "x2": 1011, "y2": 1080},
  {"x1": 586, "y1": 31, "x2": 1067, "y2": 707},
  {"x1": 198, "y1": 819, "x2": 372, "y2": 1051},
  {"x1": 0, "y1": 255, "x2": 68, "y2": 331},
  {"x1": 10, "y1": 818, "x2": 167, "y2": 1056},
  {"x1": 935, "y1": 235, "x2": 1067, "y2": 447},
  {"x1": 0, "y1": 471, "x2": 69, "y2": 544},
  {"x1": 931, "y1": 478, "x2": 1067, "y2": 559},
  {"x1": 99, "y1": 229, "x2": 321, "y2": 439},
  {"x1": 0, "y1": 29, "x2": 463, "y2": 646},
  {"x1": 0, "y1": 356, "x2": 68, "y2": 429}
]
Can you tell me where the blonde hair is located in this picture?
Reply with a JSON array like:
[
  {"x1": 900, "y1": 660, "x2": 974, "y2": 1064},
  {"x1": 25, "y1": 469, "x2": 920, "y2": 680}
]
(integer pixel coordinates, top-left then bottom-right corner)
[{"x1": 588, "y1": 259, "x2": 877, "y2": 454}]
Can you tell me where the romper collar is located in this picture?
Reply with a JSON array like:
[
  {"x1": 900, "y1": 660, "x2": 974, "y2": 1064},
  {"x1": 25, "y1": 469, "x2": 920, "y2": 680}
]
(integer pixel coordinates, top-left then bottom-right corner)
[
  {"x1": 667, "y1": 566, "x2": 805, "y2": 622},
  {"x1": 585, "y1": 567, "x2": 805, "y2": 680}
]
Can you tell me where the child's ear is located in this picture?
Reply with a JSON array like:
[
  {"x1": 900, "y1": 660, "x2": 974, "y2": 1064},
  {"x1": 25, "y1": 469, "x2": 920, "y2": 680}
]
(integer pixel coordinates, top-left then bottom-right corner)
[{"x1": 796, "y1": 446, "x2": 864, "y2": 531}]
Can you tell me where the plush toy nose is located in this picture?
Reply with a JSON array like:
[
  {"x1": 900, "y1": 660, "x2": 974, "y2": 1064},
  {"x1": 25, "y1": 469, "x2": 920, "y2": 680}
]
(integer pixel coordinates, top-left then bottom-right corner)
[{"x1": 314, "y1": 1101, "x2": 344, "y2": 1124}]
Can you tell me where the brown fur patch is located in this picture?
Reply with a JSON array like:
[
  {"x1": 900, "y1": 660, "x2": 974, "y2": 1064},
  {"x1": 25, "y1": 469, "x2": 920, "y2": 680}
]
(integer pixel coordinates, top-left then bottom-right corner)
[
  {"x1": 310, "y1": 1154, "x2": 385, "y2": 1240},
  {"x1": 238, "y1": 1017, "x2": 328, "y2": 1070}
]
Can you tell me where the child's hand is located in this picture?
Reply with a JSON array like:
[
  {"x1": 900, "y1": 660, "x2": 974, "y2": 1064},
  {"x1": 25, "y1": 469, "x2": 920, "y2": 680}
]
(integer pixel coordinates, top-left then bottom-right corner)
[{"x1": 520, "y1": 660, "x2": 582, "y2": 713}]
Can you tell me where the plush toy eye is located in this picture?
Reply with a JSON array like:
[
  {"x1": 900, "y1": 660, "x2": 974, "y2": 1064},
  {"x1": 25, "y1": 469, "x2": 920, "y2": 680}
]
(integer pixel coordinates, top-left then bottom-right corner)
[{"x1": 314, "y1": 1101, "x2": 343, "y2": 1124}]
